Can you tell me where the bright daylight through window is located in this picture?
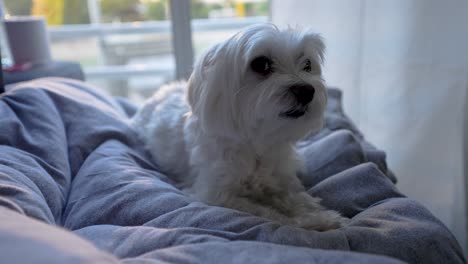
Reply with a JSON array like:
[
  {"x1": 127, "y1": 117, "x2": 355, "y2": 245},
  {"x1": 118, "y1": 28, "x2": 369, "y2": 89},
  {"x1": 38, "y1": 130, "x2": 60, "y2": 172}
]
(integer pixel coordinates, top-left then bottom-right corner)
[{"x1": 2, "y1": 0, "x2": 269, "y2": 102}]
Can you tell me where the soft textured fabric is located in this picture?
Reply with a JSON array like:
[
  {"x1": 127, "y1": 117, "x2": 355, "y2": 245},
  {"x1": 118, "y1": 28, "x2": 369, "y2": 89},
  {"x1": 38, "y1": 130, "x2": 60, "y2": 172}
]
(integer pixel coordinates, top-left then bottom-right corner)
[{"x1": 0, "y1": 77, "x2": 464, "y2": 264}]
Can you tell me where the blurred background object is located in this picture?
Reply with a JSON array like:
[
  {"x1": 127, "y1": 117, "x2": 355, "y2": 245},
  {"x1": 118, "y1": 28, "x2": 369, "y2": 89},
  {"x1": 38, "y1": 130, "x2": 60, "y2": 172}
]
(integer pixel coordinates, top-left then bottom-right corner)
[
  {"x1": 0, "y1": 0, "x2": 12, "y2": 68},
  {"x1": 4, "y1": 16, "x2": 52, "y2": 65},
  {"x1": 2, "y1": 0, "x2": 269, "y2": 101}
]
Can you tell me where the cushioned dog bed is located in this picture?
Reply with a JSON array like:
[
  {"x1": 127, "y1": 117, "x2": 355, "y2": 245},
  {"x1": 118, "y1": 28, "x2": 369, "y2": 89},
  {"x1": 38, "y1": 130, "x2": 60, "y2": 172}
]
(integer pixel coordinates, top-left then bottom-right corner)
[{"x1": 0, "y1": 77, "x2": 464, "y2": 264}]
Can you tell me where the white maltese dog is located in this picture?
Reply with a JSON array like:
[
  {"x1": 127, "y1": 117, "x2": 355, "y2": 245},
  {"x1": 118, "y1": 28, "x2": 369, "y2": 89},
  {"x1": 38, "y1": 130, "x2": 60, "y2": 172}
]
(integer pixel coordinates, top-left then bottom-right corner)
[{"x1": 132, "y1": 24, "x2": 348, "y2": 230}]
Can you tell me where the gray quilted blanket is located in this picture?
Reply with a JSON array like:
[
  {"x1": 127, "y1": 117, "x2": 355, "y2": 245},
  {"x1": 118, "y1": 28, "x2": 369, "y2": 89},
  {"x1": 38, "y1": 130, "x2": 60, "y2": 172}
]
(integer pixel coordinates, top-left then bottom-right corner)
[{"x1": 0, "y1": 77, "x2": 464, "y2": 264}]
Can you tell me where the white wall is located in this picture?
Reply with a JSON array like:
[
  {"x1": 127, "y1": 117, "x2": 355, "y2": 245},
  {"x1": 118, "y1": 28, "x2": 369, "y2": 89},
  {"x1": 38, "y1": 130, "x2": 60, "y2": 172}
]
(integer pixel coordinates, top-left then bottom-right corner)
[{"x1": 272, "y1": 0, "x2": 365, "y2": 123}]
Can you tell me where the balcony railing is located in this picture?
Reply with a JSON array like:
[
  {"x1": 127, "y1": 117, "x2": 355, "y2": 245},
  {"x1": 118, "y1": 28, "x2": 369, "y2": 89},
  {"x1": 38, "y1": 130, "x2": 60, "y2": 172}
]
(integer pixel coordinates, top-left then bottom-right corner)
[{"x1": 47, "y1": 16, "x2": 268, "y2": 80}]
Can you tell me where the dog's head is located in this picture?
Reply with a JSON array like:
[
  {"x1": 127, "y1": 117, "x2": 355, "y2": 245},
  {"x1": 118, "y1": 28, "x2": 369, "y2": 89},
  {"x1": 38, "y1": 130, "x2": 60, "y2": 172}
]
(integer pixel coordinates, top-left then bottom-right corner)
[{"x1": 187, "y1": 24, "x2": 327, "y2": 145}]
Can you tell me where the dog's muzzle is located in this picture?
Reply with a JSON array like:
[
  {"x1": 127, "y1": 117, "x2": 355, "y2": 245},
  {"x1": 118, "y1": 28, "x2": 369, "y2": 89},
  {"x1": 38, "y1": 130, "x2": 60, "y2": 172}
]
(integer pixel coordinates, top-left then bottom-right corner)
[{"x1": 280, "y1": 84, "x2": 315, "y2": 119}]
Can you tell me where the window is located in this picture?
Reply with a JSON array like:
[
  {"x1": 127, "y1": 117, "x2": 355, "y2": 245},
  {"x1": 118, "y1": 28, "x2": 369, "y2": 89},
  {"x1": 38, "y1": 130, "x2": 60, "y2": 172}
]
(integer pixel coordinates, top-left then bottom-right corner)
[
  {"x1": 2, "y1": 0, "x2": 269, "y2": 102},
  {"x1": 191, "y1": 0, "x2": 269, "y2": 59}
]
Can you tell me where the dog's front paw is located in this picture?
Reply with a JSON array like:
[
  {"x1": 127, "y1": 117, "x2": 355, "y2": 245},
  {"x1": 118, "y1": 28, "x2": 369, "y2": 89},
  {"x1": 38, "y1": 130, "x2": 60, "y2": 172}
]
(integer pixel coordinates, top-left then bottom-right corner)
[{"x1": 294, "y1": 210, "x2": 349, "y2": 231}]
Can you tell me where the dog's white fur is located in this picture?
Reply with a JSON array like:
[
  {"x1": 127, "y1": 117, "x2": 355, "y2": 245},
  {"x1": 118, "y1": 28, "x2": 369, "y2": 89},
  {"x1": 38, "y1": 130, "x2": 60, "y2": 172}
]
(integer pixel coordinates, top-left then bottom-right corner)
[{"x1": 132, "y1": 24, "x2": 347, "y2": 230}]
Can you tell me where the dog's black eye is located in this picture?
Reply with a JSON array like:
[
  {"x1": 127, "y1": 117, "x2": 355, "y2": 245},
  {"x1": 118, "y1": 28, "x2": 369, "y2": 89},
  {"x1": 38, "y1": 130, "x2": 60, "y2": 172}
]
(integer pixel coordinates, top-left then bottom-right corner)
[
  {"x1": 303, "y1": 59, "x2": 312, "y2": 72},
  {"x1": 250, "y1": 56, "x2": 273, "y2": 76}
]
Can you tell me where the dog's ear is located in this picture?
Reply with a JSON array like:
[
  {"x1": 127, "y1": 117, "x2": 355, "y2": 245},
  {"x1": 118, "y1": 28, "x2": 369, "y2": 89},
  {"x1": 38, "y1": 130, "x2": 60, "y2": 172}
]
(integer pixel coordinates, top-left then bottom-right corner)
[
  {"x1": 303, "y1": 32, "x2": 325, "y2": 65},
  {"x1": 187, "y1": 43, "x2": 220, "y2": 110},
  {"x1": 186, "y1": 40, "x2": 242, "y2": 137}
]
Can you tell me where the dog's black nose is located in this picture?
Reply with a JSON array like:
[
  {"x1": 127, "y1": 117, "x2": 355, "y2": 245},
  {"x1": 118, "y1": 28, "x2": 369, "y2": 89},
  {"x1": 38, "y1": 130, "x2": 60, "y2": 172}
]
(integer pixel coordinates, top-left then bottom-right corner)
[{"x1": 289, "y1": 84, "x2": 315, "y2": 105}]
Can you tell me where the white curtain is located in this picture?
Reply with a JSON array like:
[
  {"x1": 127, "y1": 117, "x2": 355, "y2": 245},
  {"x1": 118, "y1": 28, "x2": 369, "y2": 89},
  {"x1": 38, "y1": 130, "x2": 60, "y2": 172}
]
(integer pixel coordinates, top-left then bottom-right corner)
[{"x1": 272, "y1": 0, "x2": 468, "y2": 252}]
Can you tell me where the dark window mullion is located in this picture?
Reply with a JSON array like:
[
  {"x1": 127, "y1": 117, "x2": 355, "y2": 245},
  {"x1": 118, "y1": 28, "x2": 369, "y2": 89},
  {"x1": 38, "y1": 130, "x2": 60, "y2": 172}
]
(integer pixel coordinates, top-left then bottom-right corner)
[{"x1": 169, "y1": 0, "x2": 194, "y2": 80}]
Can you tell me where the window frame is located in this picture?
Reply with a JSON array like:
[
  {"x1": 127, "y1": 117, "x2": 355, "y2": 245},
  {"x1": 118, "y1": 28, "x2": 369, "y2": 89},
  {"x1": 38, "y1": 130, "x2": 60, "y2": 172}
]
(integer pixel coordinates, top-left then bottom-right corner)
[{"x1": 41, "y1": 0, "x2": 269, "y2": 92}]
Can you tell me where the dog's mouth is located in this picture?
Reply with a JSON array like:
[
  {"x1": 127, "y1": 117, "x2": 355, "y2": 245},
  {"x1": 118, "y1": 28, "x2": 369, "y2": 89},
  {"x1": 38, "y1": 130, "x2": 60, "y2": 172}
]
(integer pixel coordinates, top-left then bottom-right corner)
[{"x1": 280, "y1": 106, "x2": 308, "y2": 119}]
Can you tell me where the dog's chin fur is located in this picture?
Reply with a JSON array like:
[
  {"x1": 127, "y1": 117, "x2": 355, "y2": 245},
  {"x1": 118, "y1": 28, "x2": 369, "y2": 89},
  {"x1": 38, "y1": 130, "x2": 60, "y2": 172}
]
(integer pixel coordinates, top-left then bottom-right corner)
[{"x1": 132, "y1": 24, "x2": 348, "y2": 231}]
